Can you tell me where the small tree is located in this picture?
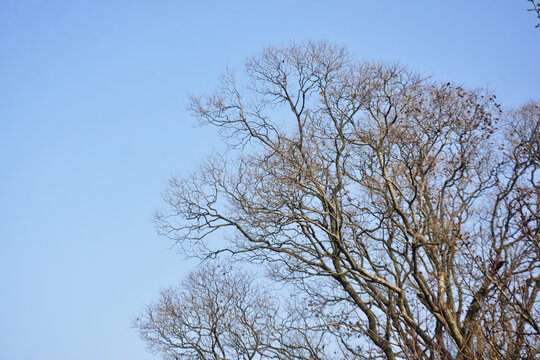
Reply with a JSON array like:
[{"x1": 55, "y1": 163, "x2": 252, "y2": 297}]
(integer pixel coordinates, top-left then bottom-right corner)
[
  {"x1": 135, "y1": 263, "x2": 331, "y2": 360},
  {"x1": 152, "y1": 42, "x2": 539, "y2": 360}
]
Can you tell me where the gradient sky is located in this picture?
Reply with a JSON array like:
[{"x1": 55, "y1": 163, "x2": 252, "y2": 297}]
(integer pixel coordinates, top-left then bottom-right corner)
[{"x1": 1, "y1": 1, "x2": 539, "y2": 359}]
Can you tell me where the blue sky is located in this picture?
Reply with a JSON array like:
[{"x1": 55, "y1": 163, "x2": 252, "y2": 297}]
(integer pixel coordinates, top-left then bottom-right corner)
[{"x1": 0, "y1": 1, "x2": 538, "y2": 359}]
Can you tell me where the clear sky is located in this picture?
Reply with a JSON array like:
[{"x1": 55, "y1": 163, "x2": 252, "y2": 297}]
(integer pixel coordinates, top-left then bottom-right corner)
[{"x1": 0, "y1": 1, "x2": 538, "y2": 359}]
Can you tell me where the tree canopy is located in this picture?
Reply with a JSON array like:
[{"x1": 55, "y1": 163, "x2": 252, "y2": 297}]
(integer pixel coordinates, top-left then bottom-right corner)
[{"x1": 139, "y1": 42, "x2": 540, "y2": 360}]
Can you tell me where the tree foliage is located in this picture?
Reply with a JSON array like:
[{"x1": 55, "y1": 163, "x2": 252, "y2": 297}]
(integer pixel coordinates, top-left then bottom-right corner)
[{"x1": 141, "y1": 42, "x2": 540, "y2": 360}]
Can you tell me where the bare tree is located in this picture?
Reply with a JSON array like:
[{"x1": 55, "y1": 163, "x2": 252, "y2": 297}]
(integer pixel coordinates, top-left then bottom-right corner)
[
  {"x1": 154, "y1": 42, "x2": 540, "y2": 360},
  {"x1": 135, "y1": 263, "x2": 331, "y2": 360}
]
